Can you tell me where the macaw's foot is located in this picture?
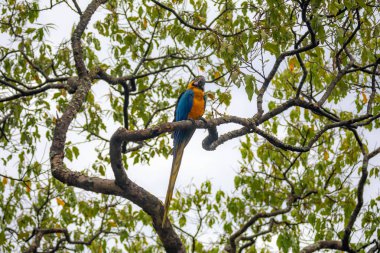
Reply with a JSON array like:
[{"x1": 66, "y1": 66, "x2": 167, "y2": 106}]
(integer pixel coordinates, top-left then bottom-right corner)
[
  {"x1": 188, "y1": 118, "x2": 196, "y2": 126},
  {"x1": 199, "y1": 117, "x2": 208, "y2": 125}
]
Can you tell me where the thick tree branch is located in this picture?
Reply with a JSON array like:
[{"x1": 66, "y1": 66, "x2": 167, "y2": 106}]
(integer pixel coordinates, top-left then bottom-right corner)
[
  {"x1": 71, "y1": 0, "x2": 107, "y2": 77},
  {"x1": 104, "y1": 96, "x2": 372, "y2": 154},
  {"x1": 49, "y1": 1, "x2": 186, "y2": 252},
  {"x1": 300, "y1": 240, "x2": 344, "y2": 253},
  {"x1": 110, "y1": 128, "x2": 185, "y2": 252}
]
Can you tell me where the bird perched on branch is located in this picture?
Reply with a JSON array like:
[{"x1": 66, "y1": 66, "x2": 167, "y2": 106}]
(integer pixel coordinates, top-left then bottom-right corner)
[{"x1": 162, "y1": 75, "x2": 206, "y2": 227}]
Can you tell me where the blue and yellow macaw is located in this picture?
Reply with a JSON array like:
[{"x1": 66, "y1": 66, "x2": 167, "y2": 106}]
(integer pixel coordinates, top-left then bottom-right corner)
[{"x1": 162, "y1": 76, "x2": 206, "y2": 226}]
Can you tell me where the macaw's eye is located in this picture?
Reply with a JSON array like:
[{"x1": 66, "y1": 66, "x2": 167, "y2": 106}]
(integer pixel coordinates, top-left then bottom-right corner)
[{"x1": 193, "y1": 76, "x2": 206, "y2": 88}]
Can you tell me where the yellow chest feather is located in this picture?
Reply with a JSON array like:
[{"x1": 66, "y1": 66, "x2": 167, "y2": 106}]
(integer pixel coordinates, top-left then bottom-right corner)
[{"x1": 188, "y1": 87, "x2": 205, "y2": 120}]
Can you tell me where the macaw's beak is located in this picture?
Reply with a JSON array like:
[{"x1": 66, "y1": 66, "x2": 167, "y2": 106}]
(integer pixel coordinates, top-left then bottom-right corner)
[{"x1": 193, "y1": 76, "x2": 206, "y2": 90}]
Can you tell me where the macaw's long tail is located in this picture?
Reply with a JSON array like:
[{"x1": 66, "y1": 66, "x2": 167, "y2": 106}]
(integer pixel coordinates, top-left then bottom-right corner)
[{"x1": 162, "y1": 129, "x2": 194, "y2": 227}]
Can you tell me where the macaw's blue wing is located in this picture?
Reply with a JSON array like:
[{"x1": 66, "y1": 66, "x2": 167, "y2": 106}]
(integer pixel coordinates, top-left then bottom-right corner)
[
  {"x1": 173, "y1": 89, "x2": 195, "y2": 147},
  {"x1": 174, "y1": 89, "x2": 194, "y2": 121},
  {"x1": 162, "y1": 89, "x2": 195, "y2": 227}
]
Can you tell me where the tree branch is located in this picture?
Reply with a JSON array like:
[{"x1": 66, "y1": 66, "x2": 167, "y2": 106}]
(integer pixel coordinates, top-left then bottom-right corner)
[
  {"x1": 72, "y1": 0, "x2": 83, "y2": 15},
  {"x1": 110, "y1": 128, "x2": 185, "y2": 252},
  {"x1": 342, "y1": 133, "x2": 369, "y2": 249},
  {"x1": 49, "y1": 1, "x2": 186, "y2": 252},
  {"x1": 228, "y1": 195, "x2": 296, "y2": 253},
  {"x1": 300, "y1": 240, "x2": 344, "y2": 253},
  {"x1": 151, "y1": 0, "x2": 252, "y2": 37},
  {"x1": 256, "y1": 27, "x2": 318, "y2": 117},
  {"x1": 71, "y1": 0, "x2": 107, "y2": 77},
  {"x1": 0, "y1": 82, "x2": 66, "y2": 103},
  {"x1": 24, "y1": 227, "x2": 103, "y2": 253},
  {"x1": 367, "y1": 63, "x2": 378, "y2": 114}
]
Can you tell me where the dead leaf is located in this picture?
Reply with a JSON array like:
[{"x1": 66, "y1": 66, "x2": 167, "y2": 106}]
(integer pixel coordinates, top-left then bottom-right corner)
[
  {"x1": 198, "y1": 16, "x2": 206, "y2": 23},
  {"x1": 25, "y1": 181, "x2": 31, "y2": 193},
  {"x1": 143, "y1": 17, "x2": 148, "y2": 29},
  {"x1": 207, "y1": 92, "x2": 215, "y2": 100},
  {"x1": 324, "y1": 150, "x2": 329, "y2": 160},
  {"x1": 108, "y1": 220, "x2": 117, "y2": 227},
  {"x1": 61, "y1": 89, "x2": 67, "y2": 97},
  {"x1": 289, "y1": 57, "x2": 297, "y2": 72},
  {"x1": 56, "y1": 197, "x2": 65, "y2": 206},
  {"x1": 362, "y1": 92, "x2": 368, "y2": 104}
]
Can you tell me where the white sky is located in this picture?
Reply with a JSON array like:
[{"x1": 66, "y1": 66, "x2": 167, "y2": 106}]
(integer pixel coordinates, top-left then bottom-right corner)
[
  {"x1": 30, "y1": 1, "x2": 257, "y2": 198},
  {"x1": 1, "y1": 0, "x2": 378, "y2": 220},
  {"x1": 1, "y1": 0, "x2": 379, "y2": 251}
]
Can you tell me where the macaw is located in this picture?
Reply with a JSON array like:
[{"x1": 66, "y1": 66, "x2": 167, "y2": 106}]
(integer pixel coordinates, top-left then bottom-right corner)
[{"x1": 162, "y1": 75, "x2": 206, "y2": 227}]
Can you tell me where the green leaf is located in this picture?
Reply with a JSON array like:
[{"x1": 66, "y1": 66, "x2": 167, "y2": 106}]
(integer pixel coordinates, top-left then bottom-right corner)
[
  {"x1": 268, "y1": 101, "x2": 276, "y2": 110},
  {"x1": 0, "y1": 231, "x2": 5, "y2": 245},
  {"x1": 179, "y1": 215, "x2": 186, "y2": 227},
  {"x1": 276, "y1": 233, "x2": 292, "y2": 253},
  {"x1": 308, "y1": 213, "x2": 316, "y2": 226},
  {"x1": 244, "y1": 74, "x2": 255, "y2": 101},
  {"x1": 263, "y1": 42, "x2": 279, "y2": 56},
  {"x1": 72, "y1": 146, "x2": 79, "y2": 158},
  {"x1": 65, "y1": 147, "x2": 73, "y2": 162}
]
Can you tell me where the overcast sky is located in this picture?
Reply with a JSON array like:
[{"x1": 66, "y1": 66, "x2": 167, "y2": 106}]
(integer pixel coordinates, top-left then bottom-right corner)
[
  {"x1": 1, "y1": 1, "x2": 379, "y2": 250},
  {"x1": 29, "y1": 1, "x2": 257, "y2": 200},
  {"x1": 1, "y1": 0, "x2": 378, "y2": 203}
]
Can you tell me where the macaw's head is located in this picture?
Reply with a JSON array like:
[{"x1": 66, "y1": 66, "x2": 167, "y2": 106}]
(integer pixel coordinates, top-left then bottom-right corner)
[{"x1": 188, "y1": 75, "x2": 206, "y2": 91}]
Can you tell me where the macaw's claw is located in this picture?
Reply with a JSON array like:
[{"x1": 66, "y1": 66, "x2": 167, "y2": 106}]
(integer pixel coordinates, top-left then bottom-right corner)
[
  {"x1": 188, "y1": 118, "x2": 196, "y2": 126},
  {"x1": 199, "y1": 117, "x2": 208, "y2": 125}
]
